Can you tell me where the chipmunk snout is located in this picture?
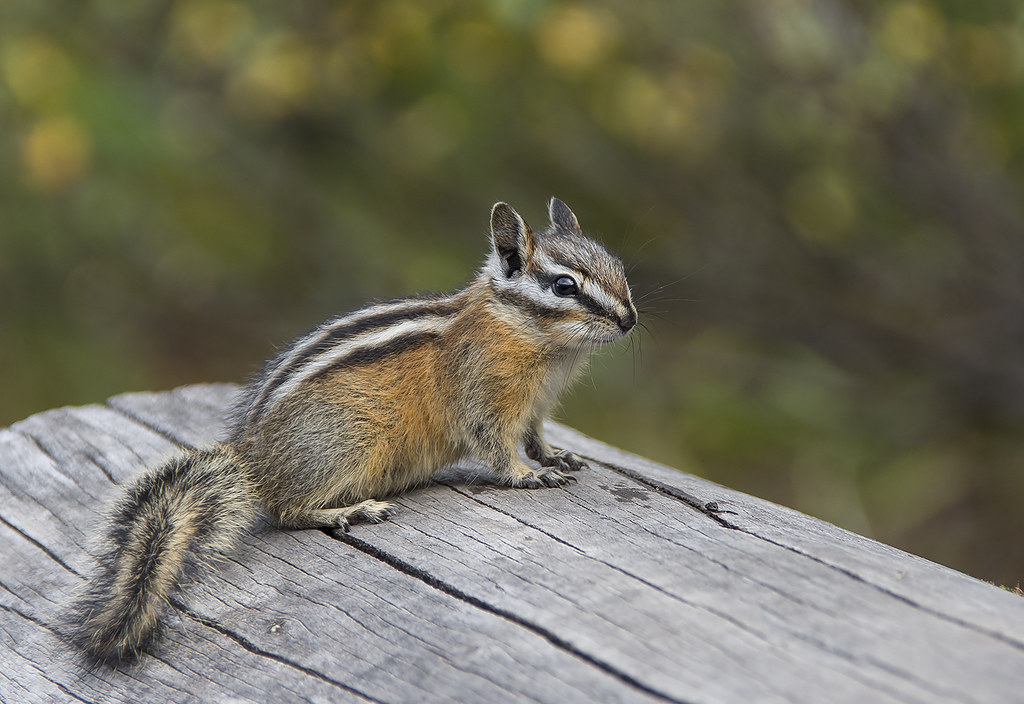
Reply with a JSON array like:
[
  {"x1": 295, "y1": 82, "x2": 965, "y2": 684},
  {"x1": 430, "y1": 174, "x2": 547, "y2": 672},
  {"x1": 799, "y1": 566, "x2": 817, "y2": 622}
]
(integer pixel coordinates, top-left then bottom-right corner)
[{"x1": 618, "y1": 308, "x2": 637, "y2": 333}]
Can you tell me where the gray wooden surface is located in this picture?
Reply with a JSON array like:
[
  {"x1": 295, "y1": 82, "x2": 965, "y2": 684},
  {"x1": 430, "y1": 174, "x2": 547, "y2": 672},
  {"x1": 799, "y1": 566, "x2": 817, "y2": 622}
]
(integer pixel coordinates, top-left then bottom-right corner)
[{"x1": 2, "y1": 384, "x2": 1023, "y2": 703}]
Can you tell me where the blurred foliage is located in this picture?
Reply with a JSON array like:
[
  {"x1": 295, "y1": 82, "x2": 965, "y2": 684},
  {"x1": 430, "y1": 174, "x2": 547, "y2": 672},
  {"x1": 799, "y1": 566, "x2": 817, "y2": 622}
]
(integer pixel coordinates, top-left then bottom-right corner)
[{"x1": 2, "y1": 0, "x2": 1024, "y2": 586}]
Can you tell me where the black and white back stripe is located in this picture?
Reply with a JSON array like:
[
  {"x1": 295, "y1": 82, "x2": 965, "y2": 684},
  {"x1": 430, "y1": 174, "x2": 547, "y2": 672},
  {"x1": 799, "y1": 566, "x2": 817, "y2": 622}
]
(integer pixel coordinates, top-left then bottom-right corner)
[{"x1": 247, "y1": 295, "x2": 458, "y2": 422}]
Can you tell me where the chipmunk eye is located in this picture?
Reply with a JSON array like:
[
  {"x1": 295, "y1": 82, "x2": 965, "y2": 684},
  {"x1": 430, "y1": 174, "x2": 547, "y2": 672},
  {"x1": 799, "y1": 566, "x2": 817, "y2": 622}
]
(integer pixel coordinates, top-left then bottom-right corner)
[{"x1": 553, "y1": 276, "x2": 578, "y2": 297}]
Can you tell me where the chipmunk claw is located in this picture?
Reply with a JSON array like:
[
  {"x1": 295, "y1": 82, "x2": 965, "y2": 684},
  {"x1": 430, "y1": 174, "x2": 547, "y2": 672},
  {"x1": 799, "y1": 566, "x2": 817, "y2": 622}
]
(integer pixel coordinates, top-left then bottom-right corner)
[
  {"x1": 334, "y1": 500, "x2": 396, "y2": 534},
  {"x1": 352, "y1": 500, "x2": 397, "y2": 524},
  {"x1": 547, "y1": 450, "x2": 587, "y2": 472},
  {"x1": 515, "y1": 469, "x2": 574, "y2": 489}
]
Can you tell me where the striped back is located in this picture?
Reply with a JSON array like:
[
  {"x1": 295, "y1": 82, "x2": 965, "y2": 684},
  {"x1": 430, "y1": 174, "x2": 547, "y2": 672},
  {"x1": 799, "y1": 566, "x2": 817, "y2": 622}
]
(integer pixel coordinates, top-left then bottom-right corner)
[{"x1": 241, "y1": 294, "x2": 459, "y2": 425}]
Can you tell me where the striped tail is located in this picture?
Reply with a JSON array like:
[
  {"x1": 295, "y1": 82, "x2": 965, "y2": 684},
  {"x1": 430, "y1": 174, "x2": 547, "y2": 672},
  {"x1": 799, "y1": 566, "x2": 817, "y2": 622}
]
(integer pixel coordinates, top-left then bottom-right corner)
[{"x1": 72, "y1": 445, "x2": 256, "y2": 663}]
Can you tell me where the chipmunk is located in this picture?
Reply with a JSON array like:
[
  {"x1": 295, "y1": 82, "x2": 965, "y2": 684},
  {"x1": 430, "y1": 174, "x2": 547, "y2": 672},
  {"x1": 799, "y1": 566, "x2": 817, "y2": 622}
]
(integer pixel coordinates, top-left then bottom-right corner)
[{"x1": 72, "y1": 198, "x2": 637, "y2": 663}]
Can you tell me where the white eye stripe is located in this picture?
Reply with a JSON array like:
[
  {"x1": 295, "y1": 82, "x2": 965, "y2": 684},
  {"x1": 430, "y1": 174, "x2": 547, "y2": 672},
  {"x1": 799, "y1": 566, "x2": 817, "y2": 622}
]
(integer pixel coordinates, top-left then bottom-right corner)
[
  {"x1": 533, "y1": 250, "x2": 560, "y2": 273},
  {"x1": 583, "y1": 282, "x2": 622, "y2": 314}
]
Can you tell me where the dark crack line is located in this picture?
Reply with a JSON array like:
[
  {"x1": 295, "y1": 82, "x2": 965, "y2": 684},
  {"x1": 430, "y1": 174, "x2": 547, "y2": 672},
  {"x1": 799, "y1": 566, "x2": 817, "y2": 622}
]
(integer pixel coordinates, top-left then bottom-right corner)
[
  {"x1": 332, "y1": 531, "x2": 694, "y2": 704},
  {"x1": 103, "y1": 401, "x2": 196, "y2": 452},
  {"x1": 11, "y1": 428, "x2": 107, "y2": 499},
  {"x1": 751, "y1": 528, "x2": 1024, "y2": 653},
  {"x1": 441, "y1": 482, "x2": 941, "y2": 704},
  {"x1": 589, "y1": 454, "x2": 1024, "y2": 654},
  {"x1": 10, "y1": 427, "x2": 61, "y2": 466},
  {"x1": 0, "y1": 513, "x2": 82, "y2": 578},
  {"x1": 580, "y1": 454, "x2": 736, "y2": 527},
  {"x1": 38, "y1": 673, "x2": 95, "y2": 704},
  {"x1": 81, "y1": 449, "x2": 118, "y2": 487},
  {"x1": 168, "y1": 598, "x2": 385, "y2": 704},
  {"x1": 1, "y1": 601, "x2": 57, "y2": 636},
  {"x1": 0, "y1": 599, "x2": 95, "y2": 701}
]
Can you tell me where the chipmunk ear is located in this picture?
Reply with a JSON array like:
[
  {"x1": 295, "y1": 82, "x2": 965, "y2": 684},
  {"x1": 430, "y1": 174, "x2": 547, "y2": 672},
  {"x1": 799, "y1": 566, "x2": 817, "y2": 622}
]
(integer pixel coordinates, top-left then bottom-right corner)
[
  {"x1": 490, "y1": 202, "x2": 534, "y2": 277},
  {"x1": 548, "y1": 197, "x2": 582, "y2": 235}
]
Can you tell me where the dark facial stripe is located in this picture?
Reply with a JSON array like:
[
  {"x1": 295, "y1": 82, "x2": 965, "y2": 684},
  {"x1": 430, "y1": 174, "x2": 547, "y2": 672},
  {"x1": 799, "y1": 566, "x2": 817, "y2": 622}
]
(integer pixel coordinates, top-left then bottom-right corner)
[
  {"x1": 249, "y1": 296, "x2": 459, "y2": 421},
  {"x1": 489, "y1": 277, "x2": 619, "y2": 325},
  {"x1": 574, "y1": 291, "x2": 610, "y2": 319},
  {"x1": 489, "y1": 283, "x2": 572, "y2": 321}
]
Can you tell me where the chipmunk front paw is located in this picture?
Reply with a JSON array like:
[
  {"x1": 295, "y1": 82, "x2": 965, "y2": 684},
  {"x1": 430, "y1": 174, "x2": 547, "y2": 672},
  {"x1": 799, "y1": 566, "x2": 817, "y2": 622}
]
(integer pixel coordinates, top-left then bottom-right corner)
[
  {"x1": 541, "y1": 449, "x2": 588, "y2": 472},
  {"x1": 511, "y1": 468, "x2": 576, "y2": 489}
]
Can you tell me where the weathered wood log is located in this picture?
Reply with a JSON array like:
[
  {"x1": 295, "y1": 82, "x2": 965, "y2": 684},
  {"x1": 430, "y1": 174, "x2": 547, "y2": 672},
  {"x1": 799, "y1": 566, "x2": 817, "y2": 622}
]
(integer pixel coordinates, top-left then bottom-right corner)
[{"x1": 2, "y1": 383, "x2": 1023, "y2": 703}]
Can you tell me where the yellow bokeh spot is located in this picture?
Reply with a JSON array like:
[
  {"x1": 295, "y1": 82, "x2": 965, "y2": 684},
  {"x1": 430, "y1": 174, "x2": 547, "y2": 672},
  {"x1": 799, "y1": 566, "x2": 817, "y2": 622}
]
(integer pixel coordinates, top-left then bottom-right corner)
[
  {"x1": 956, "y1": 26, "x2": 1013, "y2": 87},
  {"x1": 881, "y1": 1, "x2": 946, "y2": 67},
  {"x1": 22, "y1": 116, "x2": 92, "y2": 191},
  {"x1": 536, "y1": 5, "x2": 618, "y2": 75},
  {"x1": 168, "y1": 0, "x2": 253, "y2": 68},
  {"x1": 1, "y1": 34, "x2": 76, "y2": 110},
  {"x1": 226, "y1": 32, "x2": 316, "y2": 120},
  {"x1": 366, "y1": 2, "x2": 434, "y2": 76},
  {"x1": 786, "y1": 169, "x2": 857, "y2": 243},
  {"x1": 594, "y1": 68, "x2": 699, "y2": 152}
]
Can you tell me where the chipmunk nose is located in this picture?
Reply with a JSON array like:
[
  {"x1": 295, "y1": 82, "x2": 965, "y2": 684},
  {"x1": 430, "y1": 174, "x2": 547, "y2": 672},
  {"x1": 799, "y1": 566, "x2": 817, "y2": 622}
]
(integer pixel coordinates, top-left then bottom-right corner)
[{"x1": 618, "y1": 308, "x2": 637, "y2": 332}]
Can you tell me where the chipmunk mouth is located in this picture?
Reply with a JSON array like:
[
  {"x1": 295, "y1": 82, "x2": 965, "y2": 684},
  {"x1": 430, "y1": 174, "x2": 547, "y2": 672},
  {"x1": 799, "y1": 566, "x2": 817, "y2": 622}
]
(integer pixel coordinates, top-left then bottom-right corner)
[{"x1": 588, "y1": 320, "x2": 635, "y2": 345}]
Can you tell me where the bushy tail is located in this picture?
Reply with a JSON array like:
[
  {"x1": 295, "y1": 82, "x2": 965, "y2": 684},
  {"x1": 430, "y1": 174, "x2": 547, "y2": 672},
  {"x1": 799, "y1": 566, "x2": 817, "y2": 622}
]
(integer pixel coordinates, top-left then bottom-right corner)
[{"x1": 72, "y1": 444, "x2": 256, "y2": 663}]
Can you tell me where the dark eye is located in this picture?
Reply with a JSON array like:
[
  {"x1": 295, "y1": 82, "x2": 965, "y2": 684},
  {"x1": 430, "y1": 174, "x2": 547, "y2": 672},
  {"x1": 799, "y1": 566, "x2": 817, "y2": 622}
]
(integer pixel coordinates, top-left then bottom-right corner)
[{"x1": 552, "y1": 276, "x2": 578, "y2": 297}]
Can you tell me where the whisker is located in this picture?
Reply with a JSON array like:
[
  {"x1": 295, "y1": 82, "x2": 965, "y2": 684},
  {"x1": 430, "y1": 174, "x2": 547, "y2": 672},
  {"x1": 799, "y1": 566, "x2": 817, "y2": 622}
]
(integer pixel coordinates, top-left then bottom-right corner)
[
  {"x1": 626, "y1": 236, "x2": 659, "y2": 275},
  {"x1": 634, "y1": 263, "x2": 709, "y2": 304}
]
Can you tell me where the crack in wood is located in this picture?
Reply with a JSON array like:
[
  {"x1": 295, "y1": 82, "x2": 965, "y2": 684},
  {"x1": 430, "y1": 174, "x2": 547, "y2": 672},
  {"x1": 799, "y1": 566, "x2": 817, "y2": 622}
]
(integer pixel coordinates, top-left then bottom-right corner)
[
  {"x1": 80, "y1": 448, "x2": 119, "y2": 487},
  {"x1": 35, "y1": 672, "x2": 95, "y2": 704},
  {"x1": 579, "y1": 454, "x2": 737, "y2": 528},
  {"x1": 104, "y1": 400, "x2": 194, "y2": 451},
  {"x1": 590, "y1": 453, "x2": 1024, "y2": 654},
  {"x1": 751, "y1": 530, "x2": 1024, "y2": 653},
  {"x1": 441, "y1": 481, "x2": 935, "y2": 702},
  {"x1": 10, "y1": 426, "x2": 110, "y2": 505},
  {"x1": 168, "y1": 598, "x2": 385, "y2": 704},
  {"x1": 0, "y1": 601, "x2": 55, "y2": 635},
  {"x1": 332, "y1": 531, "x2": 695, "y2": 704},
  {"x1": 0, "y1": 513, "x2": 82, "y2": 578}
]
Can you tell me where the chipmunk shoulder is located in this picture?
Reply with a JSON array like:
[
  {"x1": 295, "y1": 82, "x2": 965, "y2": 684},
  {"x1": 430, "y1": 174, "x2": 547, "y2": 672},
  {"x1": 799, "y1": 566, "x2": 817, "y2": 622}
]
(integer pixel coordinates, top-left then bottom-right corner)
[{"x1": 73, "y1": 197, "x2": 637, "y2": 663}]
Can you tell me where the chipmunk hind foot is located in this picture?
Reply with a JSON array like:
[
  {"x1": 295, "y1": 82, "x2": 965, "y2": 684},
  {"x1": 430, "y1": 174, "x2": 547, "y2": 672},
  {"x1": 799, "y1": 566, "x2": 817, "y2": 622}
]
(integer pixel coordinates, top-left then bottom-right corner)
[{"x1": 278, "y1": 500, "x2": 396, "y2": 532}]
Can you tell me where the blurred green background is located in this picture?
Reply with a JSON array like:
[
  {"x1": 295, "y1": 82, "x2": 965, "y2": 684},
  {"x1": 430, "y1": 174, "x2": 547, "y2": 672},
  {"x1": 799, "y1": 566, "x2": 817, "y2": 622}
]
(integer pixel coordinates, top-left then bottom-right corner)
[{"x1": 2, "y1": 0, "x2": 1023, "y2": 587}]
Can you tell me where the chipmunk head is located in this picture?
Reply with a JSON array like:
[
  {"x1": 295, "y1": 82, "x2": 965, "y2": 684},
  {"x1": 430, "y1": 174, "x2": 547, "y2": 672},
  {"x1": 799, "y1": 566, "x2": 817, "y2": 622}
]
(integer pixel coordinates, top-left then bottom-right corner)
[{"x1": 484, "y1": 198, "x2": 637, "y2": 348}]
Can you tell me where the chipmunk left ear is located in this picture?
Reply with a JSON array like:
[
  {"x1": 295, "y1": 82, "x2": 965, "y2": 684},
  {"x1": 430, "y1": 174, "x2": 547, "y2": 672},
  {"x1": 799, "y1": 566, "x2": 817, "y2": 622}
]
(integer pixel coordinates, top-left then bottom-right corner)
[
  {"x1": 548, "y1": 197, "x2": 582, "y2": 236},
  {"x1": 490, "y1": 202, "x2": 535, "y2": 277}
]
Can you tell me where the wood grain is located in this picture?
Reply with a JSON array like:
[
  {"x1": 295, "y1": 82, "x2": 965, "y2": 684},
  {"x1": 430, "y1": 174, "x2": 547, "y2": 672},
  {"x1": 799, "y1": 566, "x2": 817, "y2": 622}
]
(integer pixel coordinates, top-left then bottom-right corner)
[{"x1": 2, "y1": 384, "x2": 1023, "y2": 703}]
